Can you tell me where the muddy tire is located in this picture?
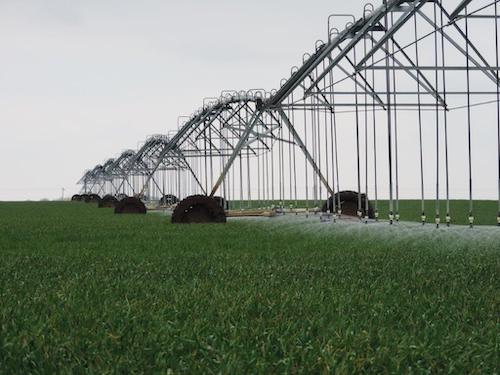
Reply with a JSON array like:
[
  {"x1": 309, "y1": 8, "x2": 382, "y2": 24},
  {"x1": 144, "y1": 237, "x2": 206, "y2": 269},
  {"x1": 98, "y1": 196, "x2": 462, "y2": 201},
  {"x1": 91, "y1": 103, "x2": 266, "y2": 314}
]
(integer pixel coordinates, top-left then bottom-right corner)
[
  {"x1": 213, "y1": 196, "x2": 229, "y2": 210},
  {"x1": 114, "y1": 197, "x2": 147, "y2": 214},
  {"x1": 322, "y1": 190, "x2": 375, "y2": 218},
  {"x1": 84, "y1": 194, "x2": 101, "y2": 204},
  {"x1": 98, "y1": 194, "x2": 118, "y2": 208},
  {"x1": 172, "y1": 195, "x2": 226, "y2": 224}
]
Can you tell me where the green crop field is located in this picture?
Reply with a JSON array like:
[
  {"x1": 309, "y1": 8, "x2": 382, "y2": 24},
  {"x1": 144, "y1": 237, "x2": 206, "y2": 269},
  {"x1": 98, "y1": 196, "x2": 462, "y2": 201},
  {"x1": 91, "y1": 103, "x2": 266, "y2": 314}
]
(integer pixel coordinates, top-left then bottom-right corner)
[{"x1": 0, "y1": 202, "x2": 498, "y2": 373}]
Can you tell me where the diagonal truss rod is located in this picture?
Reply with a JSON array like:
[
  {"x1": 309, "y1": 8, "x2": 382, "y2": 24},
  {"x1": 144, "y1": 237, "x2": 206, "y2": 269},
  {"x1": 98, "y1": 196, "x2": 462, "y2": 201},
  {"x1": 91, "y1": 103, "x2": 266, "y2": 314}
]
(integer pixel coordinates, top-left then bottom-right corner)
[
  {"x1": 209, "y1": 111, "x2": 261, "y2": 196},
  {"x1": 274, "y1": 108, "x2": 334, "y2": 196}
]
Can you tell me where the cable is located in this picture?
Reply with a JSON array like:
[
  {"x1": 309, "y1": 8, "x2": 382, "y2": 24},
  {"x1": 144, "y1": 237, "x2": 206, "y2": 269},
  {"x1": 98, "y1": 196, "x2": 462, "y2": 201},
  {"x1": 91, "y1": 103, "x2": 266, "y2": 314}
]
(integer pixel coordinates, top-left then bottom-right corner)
[
  {"x1": 328, "y1": 61, "x2": 338, "y2": 220},
  {"x1": 371, "y1": 28, "x2": 379, "y2": 221},
  {"x1": 415, "y1": 14, "x2": 426, "y2": 225},
  {"x1": 391, "y1": 11, "x2": 400, "y2": 223},
  {"x1": 353, "y1": 41, "x2": 363, "y2": 220},
  {"x1": 265, "y1": 113, "x2": 270, "y2": 209},
  {"x1": 465, "y1": 7, "x2": 474, "y2": 228},
  {"x1": 291, "y1": 91, "x2": 298, "y2": 211},
  {"x1": 496, "y1": 1, "x2": 500, "y2": 226},
  {"x1": 433, "y1": 1, "x2": 441, "y2": 228},
  {"x1": 304, "y1": 93, "x2": 310, "y2": 217},
  {"x1": 384, "y1": 1, "x2": 394, "y2": 225},
  {"x1": 364, "y1": 30, "x2": 370, "y2": 224},
  {"x1": 279, "y1": 110, "x2": 284, "y2": 210},
  {"x1": 440, "y1": 0, "x2": 451, "y2": 226},
  {"x1": 323, "y1": 58, "x2": 331, "y2": 218},
  {"x1": 311, "y1": 71, "x2": 318, "y2": 209},
  {"x1": 287, "y1": 91, "x2": 292, "y2": 212},
  {"x1": 246, "y1": 105, "x2": 251, "y2": 209}
]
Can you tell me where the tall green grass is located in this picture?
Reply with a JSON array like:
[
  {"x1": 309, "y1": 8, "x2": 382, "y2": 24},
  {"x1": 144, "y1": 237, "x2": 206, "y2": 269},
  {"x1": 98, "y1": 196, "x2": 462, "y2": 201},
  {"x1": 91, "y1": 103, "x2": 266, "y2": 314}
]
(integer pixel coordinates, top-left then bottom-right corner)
[{"x1": 0, "y1": 202, "x2": 498, "y2": 373}]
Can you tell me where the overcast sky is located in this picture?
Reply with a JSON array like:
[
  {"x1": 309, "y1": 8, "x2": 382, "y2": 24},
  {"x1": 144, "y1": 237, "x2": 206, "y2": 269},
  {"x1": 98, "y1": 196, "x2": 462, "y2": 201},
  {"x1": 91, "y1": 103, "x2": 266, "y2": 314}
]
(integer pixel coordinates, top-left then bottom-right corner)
[
  {"x1": 1, "y1": 1, "x2": 498, "y2": 201},
  {"x1": 0, "y1": 0, "x2": 368, "y2": 201}
]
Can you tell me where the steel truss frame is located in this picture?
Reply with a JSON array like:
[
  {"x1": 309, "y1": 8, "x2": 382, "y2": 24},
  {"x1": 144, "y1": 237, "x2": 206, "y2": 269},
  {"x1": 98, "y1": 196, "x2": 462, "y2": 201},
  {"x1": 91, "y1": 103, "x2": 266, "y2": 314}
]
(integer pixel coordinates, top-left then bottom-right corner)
[{"x1": 79, "y1": 0, "x2": 500, "y2": 226}]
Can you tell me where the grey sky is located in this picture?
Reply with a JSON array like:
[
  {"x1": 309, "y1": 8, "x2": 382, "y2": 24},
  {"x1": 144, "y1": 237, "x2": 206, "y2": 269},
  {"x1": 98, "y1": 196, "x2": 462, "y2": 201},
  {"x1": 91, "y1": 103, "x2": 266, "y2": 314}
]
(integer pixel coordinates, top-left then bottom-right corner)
[
  {"x1": 0, "y1": 0, "x2": 364, "y2": 200},
  {"x1": 0, "y1": 1, "x2": 498, "y2": 201}
]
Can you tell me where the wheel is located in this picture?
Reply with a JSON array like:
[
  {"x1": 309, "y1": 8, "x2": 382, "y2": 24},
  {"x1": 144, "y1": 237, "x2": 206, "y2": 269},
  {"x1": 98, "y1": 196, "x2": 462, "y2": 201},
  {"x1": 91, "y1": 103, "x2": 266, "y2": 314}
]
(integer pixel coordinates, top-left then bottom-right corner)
[
  {"x1": 98, "y1": 194, "x2": 118, "y2": 208},
  {"x1": 322, "y1": 191, "x2": 374, "y2": 218},
  {"x1": 84, "y1": 194, "x2": 101, "y2": 204},
  {"x1": 213, "y1": 196, "x2": 229, "y2": 210},
  {"x1": 71, "y1": 194, "x2": 82, "y2": 201},
  {"x1": 114, "y1": 197, "x2": 147, "y2": 214},
  {"x1": 171, "y1": 195, "x2": 226, "y2": 224}
]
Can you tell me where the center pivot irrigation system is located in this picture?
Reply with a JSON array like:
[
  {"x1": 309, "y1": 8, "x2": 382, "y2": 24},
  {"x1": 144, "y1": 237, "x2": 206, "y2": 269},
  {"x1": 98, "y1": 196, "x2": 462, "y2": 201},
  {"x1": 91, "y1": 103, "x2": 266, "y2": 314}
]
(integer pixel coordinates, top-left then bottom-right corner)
[{"x1": 75, "y1": 0, "x2": 500, "y2": 227}]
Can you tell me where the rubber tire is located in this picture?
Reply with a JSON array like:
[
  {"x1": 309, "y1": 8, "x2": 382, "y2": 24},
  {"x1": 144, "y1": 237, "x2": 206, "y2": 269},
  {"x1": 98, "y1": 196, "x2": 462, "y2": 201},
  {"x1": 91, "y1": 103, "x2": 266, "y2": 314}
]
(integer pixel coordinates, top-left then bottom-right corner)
[
  {"x1": 213, "y1": 196, "x2": 229, "y2": 210},
  {"x1": 98, "y1": 194, "x2": 118, "y2": 208},
  {"x1": 322, "y1": 190, "x2": 375, "y2": 218},
  {"x1": 84, "y1": 194, "x2": 101, "y2": 204},
  {"x1": 114, "y1": 197, "x2": 147, "y2": 214},
  {"x1": 71, "y1": 194, "x2": 82, "y2": 201},
  {"x1": 171, "y1": 195, "x2": 226, "y2": 224}
]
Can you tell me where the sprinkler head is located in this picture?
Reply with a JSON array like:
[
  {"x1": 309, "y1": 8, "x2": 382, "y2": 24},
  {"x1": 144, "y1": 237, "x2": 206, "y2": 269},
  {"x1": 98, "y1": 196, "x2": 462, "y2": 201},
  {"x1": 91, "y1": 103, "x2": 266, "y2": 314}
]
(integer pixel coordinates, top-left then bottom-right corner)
[{"x1": 468, "y1": 215, "x2": 474, "y2": 228}]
